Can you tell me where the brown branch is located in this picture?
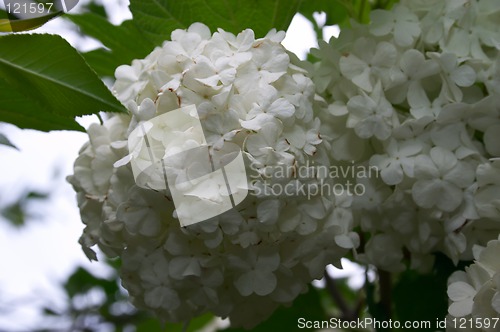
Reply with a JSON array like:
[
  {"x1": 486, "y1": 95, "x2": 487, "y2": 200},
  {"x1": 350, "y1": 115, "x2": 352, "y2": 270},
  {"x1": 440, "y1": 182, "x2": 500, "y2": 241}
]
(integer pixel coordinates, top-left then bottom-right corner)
[
  {"x1": 378, "y1": 270, "x2": 392, "y2": 320},
  {"x1": 323, "y1": 269, "x2": 358, "y2": 321}
]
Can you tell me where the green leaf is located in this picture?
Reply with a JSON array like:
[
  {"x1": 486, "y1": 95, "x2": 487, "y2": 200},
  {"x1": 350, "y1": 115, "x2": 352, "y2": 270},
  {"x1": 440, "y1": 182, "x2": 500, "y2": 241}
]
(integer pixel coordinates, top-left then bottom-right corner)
[
  {"x1": 223, "y1": 286, "x2": 327, "y2": 332},
  {"x1": 42, "y1": 307, "x2": 59, "y2": 316},
  {"x1": 135, "y1": 313, "x2": 214, "y2": 332},
  {"x1": 393, "y1": 271, "x2": 445, "y2": 331},
  {"x1": 129, "y1": 0, "x2": 302, "y2": 45},
  {"x1": 356, "y1": 0, "x2": 372, "y2": 24},
  {"x1": 135, "y1": 318, "x2": 166, "y2": 332},
  {"x1": 0, "y1": 132, "x2": 18, "y2": 149},
  {"x1": 0, "y1": 190, "x2": 47, "y2": 227},
  {"x1": 78, "y1": 49, "x2": 121, "y2": 78},
  {"x1": 0, "y1": 201, "x2": 25, "y2": 227},
  {"x1": 66, "y1": 13, "x2": 156, "y2": 77},
  {"x1": 0, "y1": 34, "x2": 126, "y2": 132},
  {"x1": 26, "y1": 191, "x2": 49, "y2": 200},
  {"x1": 299, "y1": 0, "x2": 348, "y2": 27},
  {"x1": 0, "y1": 78, "x2": 83, "y2": 131},
  {"x1": 393, "y1": 254, "x2": 470, "y2": 331},
  {"x1": 0, "y1": 11, "x2": 63, "y2": 32},
  {"x1": 64, "y1": 267, "x2": 119, "y2": 298},
  {"x1": 184, "y1": 313, "x2": 215, "y2": 331},
  {"x1": 374, "y1": 0, "x2": 400, "y2": 10},
  {"x1": 67, "y1": 14, "x2": 154, "y2": 55},
  {"x1": 365, "y1": 273, "x2": 391, "y2": 332},
  {"x1": 81, "y1": 0, "x2": 108, "y2": 18}
]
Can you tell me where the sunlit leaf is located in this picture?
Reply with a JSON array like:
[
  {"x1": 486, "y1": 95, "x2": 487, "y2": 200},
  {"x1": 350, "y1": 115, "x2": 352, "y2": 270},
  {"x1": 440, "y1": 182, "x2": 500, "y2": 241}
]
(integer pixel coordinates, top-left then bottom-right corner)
[
  {"x1": 0, "y1": 34, "x2": 126, "y2": 132},
  {"x1": 66, "y1": 13, "x2": 156, "y2": 77},
  {"x1": 0, "y1": 11, "x2": 62, "y2": 32},
  {"x1": 129, "y1": 0, "x2": 302, "y2": 45},
  {"x1": 0, "y1": 78, "x2": 83, "y2": 131},
  {"x1": 299, "y1": 0, "x2": 348, "y2": 27},
  {"x1": 81, "y1": 0, "x2": 107, "y2": 18}
]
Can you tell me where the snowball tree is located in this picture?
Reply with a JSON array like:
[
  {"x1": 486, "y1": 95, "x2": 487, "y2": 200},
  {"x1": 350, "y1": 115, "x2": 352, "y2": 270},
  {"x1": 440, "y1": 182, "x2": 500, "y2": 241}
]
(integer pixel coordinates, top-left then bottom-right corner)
[{"x1": 1, "y1": 0, "x2": 499, "y2": 331}]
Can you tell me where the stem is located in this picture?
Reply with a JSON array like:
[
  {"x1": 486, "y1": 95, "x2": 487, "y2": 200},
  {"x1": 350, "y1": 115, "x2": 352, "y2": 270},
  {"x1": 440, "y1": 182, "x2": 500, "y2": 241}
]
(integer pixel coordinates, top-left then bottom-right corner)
[
  {"x1": 313, "y1": 20, "x2": 324, "y2": 42},
  {"x1": 96, "y1": 112, "x2": 104, "y2": 125},
  {"x1": 382, "y1": 0, "x2": 392, "y2": 9},
  {"x1": 324, "y1": 270, "x2": 357, "y2": 321},
  {"x1": 358, "y1": 0, "x2": 367, "y2": 22},
  {"x1": 338, "y1": 0, "x2": 357, "y2": 20},
  {"x1": 375, "y1": 0, "x2": 390, "y2": 10},
  {"x1": 379, "y1": 270, "x2": 392, "y2": 320},
  {"x1": 354, "y1": 296, "x2": 364, "y2": 318}
]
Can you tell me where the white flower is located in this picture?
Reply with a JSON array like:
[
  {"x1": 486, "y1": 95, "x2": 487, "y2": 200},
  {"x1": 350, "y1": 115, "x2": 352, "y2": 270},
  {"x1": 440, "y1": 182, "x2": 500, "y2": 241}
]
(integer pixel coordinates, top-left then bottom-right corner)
[
  {"x1": 69, "y1": 23, "x2": 351, "y2": 328},
  {"x1": 448, "y1": 235, "x2": 500, "y2": 330},
  {"x1": 448, "y1": 277, "x2": 477, "y2": 317},
  {"x1": 312, "y1": 0, "x2": 500, "y2": 276},
  {"x1": 140, "y1": 252, "x2": 181, "y2": 311},
  {"x1": 116, "y1": 186, "x2": 167, "y2": 237},
  {"x1": 114, "y1": 60, "x2": 148, "y2": 103},
  {"x1": 427, "y1": 52, "x2": 476, "y2": 102},
  {"x1": 346, "y1": 82, "x2": 396, "y2": 140},
  {"x1": 284, "y1": 118, "x2": 322, "y2": 156},
  {"x1": 370, "y1": 4, "x2": 421, "y2": 47},
  {"x1": 245, "y1": 122, "x2": 292, "y2": 167},
  {"x1": 229, "y1": 247, "x2": 280, "y2": 296},
  {"x1": 311, "y1": 0, "x2": 500, "y2": 276},
  {"x1": 370, "y1": 139, "x2": 422, "y2": 185},
  {"x1": 362, "y1": 234, "x2": 405, "y2": 272},
  {"x1": 308, "y1": 40, "x2": 342, "y2": 94},
  {"x1": 409, "y1": 92, "x2": 444, "y2": 119},
  {"x1": 339, "y1": 38, "x2": 398, "y2": 92},
  {"x1": 477, "y1": 56, "x2": 500, "y2": 95},
  {"x1": 298, "y1": 228, "x2": 346, "y2": 278},
  {"x1": 386, "y1": 49, "x2": 440, "y2": 105},
  {"x1": 412, "y1": 147, "x2": 474, "y2": 212},
  {"x1": 234, "y1": 38, "x2": 289, "y2": 92},
  {"x1": 406, "y1": 0, "x2": 448, "y2": 45},
  {"x1": 240, "y1": 89, "x2": 295, "y2": 130},
  {"x1": 443, "y1": 1, "x2": 500, "y2": 61},
  {"x1": 483, "y1": 125, "x2": 500, "y2": 157},
  {"x1": 475, "y1": 160, "x2": 500, "y2": 219}
]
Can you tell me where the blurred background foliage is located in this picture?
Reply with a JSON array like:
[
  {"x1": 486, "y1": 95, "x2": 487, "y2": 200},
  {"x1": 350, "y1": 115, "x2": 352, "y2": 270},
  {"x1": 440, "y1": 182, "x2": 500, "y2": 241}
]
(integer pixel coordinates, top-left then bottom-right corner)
[{"x1": 0, "y1": 0, "x2": 466, "y2": 331}]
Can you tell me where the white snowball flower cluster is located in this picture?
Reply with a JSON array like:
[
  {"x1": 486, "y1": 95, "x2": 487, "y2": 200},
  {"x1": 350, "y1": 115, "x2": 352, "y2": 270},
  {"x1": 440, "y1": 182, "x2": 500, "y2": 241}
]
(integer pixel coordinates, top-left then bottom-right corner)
[
  {"x1": 68, "y1": 23, "x2": 354, "y2": 327},
  {"x1": 307, "y1": 0, "x2": 500, "y2": 273},
  {"x1": 447, "y1": 235, "x2": 500, "y2": 331}
]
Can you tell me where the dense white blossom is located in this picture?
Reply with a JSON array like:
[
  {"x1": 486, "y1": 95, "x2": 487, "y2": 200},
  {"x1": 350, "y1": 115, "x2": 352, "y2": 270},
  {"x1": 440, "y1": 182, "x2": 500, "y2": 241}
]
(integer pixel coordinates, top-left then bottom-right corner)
[
  {"x1": 447, "y1": 235, "x2": 500, "y2": 331},
  {"x1": 68, "y1": 0, "x2": 500, "y2": 327},
  {"x1": 68, "y1": 23, "x2": 351, "y2": 327},
  {"x1": 308, "y1": 0, "x2": 500, "y2": 275}
]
